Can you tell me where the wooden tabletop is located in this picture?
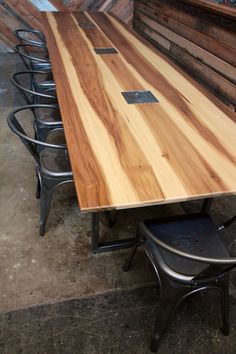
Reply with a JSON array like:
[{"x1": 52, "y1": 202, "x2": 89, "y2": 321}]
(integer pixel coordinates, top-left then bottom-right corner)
[{"x1": 42, "y1": 11, "x2": 236, "y2": 211}]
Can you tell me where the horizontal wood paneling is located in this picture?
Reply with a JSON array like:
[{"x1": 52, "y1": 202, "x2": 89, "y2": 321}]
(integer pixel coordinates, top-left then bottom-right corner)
[
  {"x1": 0, "y1": 13, "x2": 18, "y2": 45},
  {"x1": 135, "y1": 1, "x2": 236, "y2": 65},
  {"x1": 182, "y1": 0, "x2": 236, "y2": 19},
  {"x1": 135, "y1": 11, "x2": 235, "y2": 82},
  {"x1": 134, "y1": 0, "x2": 236, "y2": 108},
  {"x1": 135, "y1": 22, "x2": 236, "y2": 104},
  {"x1": 137, "y1": 0, "x2": 236, "y2": 50},
  {"x1": 5, "y1": 0, "x2": 43, "y2": 29},
  {"x1": 0, "y1": 32, "x2": 14, "y2": 51}
]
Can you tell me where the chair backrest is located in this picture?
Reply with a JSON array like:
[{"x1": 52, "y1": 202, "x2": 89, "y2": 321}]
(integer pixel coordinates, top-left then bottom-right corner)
[
  {"x1": 140, "y1": 214, "x2": 236, "y2": 283},
  {"x1": 7, "y1": 104, "x2": 65, "y2": 165},
  {"x1": 15, "y1": 43, "x2": 50, "y2": 70},
  {"x1": 14, "y1": 29, "x2": 46, "y2": 46},
  {"x1": 11, "y1": 70, "x2": 57, "y2": 105}
]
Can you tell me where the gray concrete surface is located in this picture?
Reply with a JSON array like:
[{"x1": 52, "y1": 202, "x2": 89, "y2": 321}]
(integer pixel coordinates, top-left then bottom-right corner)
[
  {"x1": 1, "y1": 286, "x2": 236, "y2": 354},
  {"x1": 0, "y1": 53, "x2": 236, "y2": 353}
]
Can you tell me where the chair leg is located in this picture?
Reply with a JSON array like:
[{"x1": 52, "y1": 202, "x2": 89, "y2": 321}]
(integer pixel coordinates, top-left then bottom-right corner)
[
  {"x1": 123, "y1": 241, "x2": 140, "y2": 272},
  {"x1": 201, "y1": 198, "x2": 213, "y2": 213},
  {"x1": 39, "y1": 183, "x2": 53, "y2": 236},
  {"x1": 219, "y1": 277, "x2": 230, "y2": 336},
  {"x1": 123, "y1": 225, "x2": 144, "y2": 272},
  {"x1": 151, "y1": 282, "x2": 187, "y2": 352},
  {"x1": 36, "y1": 174, "x2": 41, "y2": 199},
  {"x1": 36, "y1": 126, "x2": 49, "y2": 143}
]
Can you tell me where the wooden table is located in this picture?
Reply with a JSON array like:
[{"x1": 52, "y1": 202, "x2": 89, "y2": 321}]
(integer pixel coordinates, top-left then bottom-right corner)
[{"x1": 42, "y1": 11, "x2": 236, "y2": 252}]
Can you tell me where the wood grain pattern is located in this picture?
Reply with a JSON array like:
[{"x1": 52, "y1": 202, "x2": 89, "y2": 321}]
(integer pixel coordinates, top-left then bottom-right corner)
[
  {"x1": 182, "y1": 0, "x2": 236, "y2": 19},
  {"x1": 134, "y1": 17, "x2": 236, "y2": 104},
  {"x1": 0, "y1": 1, "x2": 133, "y2": 52},
  {"x1": 0, "y1": 13, "x2": 18, "y2": 45},
  {"x1": 135, "y1": 11, "x2": 235, "y2": 82},
  {"x1": 0, "y1": 32, "x2": 14, "y2": 51},
  {"x1": 42, "y1": 11, "x2": 236, "y2": 211},
  {"x1": 135, "y1": 1, "x2": 236, "y2": 66},
  {"x1": 137, "y1": 0, "x2": 236, "y2": 48},
  {"x1": 134, "y1": 0, "x2": 236, "y2": 108},
  {"x1": 5, "y1": 0, "x2": 43, "y2": 30}
]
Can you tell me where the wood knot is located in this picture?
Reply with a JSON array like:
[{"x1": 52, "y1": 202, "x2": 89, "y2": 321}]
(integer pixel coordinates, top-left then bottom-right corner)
[{"x1": 161, "y1": 153, "x2": 168, "y2": 158}]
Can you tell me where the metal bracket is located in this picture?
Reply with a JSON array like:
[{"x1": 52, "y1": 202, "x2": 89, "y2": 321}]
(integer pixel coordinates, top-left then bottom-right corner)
[
  {"x1": 94, "y1": 47, "x2": 118, "y2": 55},
  {"x1": 121, "y1": 90, "x2": 159, "y2": 104},
  {"x1": 91, "y1": 213, "x2": 135, "y2": 254},
  {"x1": 79, "y1": 22, "x2": 96, "y2": 29}
]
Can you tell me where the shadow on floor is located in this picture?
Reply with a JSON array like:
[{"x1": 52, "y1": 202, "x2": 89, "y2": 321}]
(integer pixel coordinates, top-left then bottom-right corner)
[{"x1": 1, "y1": 286, "x2": 236, "y2": 354}]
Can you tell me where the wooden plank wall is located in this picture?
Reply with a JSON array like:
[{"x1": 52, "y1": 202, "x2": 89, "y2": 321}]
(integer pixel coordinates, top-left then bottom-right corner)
[
  {"x1": 0, "y1": 0, "x2": 133, "y2": 52},
  {"x1": 133, "y1": 0, "x2": 236, "y2": 109}
]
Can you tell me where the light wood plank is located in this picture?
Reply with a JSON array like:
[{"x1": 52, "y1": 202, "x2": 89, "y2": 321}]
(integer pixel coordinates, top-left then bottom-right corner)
[
  {"x1": 136, "y1": 0, "x2": 236, "y2": 50},
  {"x1": 0, "y1": 13, "x2": 18, "y2": 45},
  {"x1": 0, "y1": 1, "x2": 133, "y2": 52},
  {"x1": 0, "y1": 32, "x2": 14, "y2": 50},
  {"x1": 134, "y1": 11, "x2": 236, "y2": 83},
  {"x1": 135, "y1": 2, "x2": 236, "y2": 66},
  {"x1": 42, "y1": 12, "x2": 236, "y2": 211},
  {"x1": 134, "y1": 20, "x2": 236, "y2": 105},
  {"x1": 133, "y1": 0, "x2": 236, "y2": 106},
  {"x1": 0, "y1": 5, "x2": 25, "y2": 31},
  {"x1": 5, "y1": 0, "x2": 43, "y2": 30}
]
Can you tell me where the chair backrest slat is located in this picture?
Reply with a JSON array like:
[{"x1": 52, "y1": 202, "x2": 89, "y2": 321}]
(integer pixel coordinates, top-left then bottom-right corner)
[
  {"x1": 10, "y1": 111, "x2": 39, "y2": 163},
  {"x1": 11, "y1": 71, "x2": 57, "y2": 106},
  {"x1": 15, "y1": 43, "x2": 50, "y2": 71},
  {"x1": 15, "y1": 29, "x2": 46, "y2": 46},
  {"x1": 8, "y1": 105, "x2": 66, "y2": 167}
]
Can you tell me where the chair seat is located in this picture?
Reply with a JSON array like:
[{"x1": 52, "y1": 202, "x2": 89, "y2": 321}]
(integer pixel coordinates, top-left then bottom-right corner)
[
  {"x1": 36, "y1": 107, "x2": 62, "y2": 126},
  {"x1": 35, "y1": 95, "x2": 58, "y2": 105},
  {"x1": 145, "y1": 214, "x2": 229, "y2": 276},
  {"x1": 34, "y1": 80, "x2": 55, "y2": 93},
  {"x1": 30, "y1": 59, "x2": 51, "y2": 71},
  {"x1": 40, "y1": 148, "x2": 72, "y2": 175}
]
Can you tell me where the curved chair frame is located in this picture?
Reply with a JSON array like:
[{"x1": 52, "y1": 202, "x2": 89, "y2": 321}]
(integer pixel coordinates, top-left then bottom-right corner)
[
  {"x1": 11, "y1": 70, "x2": 59, "y2": 141},
  {"x1": 15, "y1": 43, "x2": 50, "y2": 71},
  {"x1": 14, "y1": 29, "x2": 46, "y2": 46},
  {"x1": 124, "y1": 213, "x2": 236, "y2": 352},
  {"x1": 8, "y1": 104, "x2": 73, "y2": 236},
  {"x1": 11, "y1": 70, "x2": 56, "y2": 104},
  {"x1": 140, "y1": 220, "x2": 236, "y2": 265}
]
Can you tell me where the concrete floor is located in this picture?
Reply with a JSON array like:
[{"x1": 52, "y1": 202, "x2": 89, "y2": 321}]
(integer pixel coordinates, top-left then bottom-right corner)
[
  {"x1": 1, "y1": 286, "x2": 236, "y2": 354},
  {"x1": 1, "y1": 53, "x2": 236, "y2": 353}
]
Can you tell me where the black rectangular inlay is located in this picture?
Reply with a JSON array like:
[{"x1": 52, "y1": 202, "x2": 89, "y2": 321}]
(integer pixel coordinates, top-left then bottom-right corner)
[
  {"x1": 121, "y1": 90, "x2": 159, "y2": 104},
  {"x1": 94, "y1": 47, "x2": 118, "y2": 55},
  {"x1": 79, "y1": 22, "x2": 96, "y2": 29}
]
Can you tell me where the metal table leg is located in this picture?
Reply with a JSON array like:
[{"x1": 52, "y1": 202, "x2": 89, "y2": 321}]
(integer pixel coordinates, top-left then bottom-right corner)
[
  {"x1": 201, "y1": 198, "x2": 213, "y2": 213},
  {"x1": 91, "y1": 212, "x2": 135, "y2": 254}
]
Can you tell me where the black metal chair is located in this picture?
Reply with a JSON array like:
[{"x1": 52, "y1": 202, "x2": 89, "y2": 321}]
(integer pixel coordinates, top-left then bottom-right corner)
[
  {"x1": 123, "y1": 212, "x2": 236, "y2": 352},
  {"x1": 8, "y1": 105, "x2": 74, "y2": 236},
  {"x1": 14, "y1": 29, "x2": 46, "y2": 46},
  {"x1": 11, "y1": 70, "x2": 56, "y2": 103},
  {"x1": 11, "y1": 71, "x2": 60, "y2": 142},
  {"x1": 15, "y1": 43, "x2": 51, "y2": 71}
]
